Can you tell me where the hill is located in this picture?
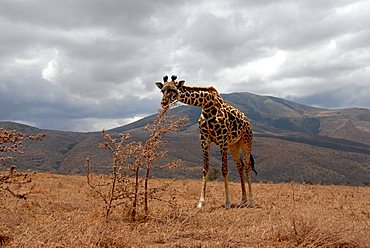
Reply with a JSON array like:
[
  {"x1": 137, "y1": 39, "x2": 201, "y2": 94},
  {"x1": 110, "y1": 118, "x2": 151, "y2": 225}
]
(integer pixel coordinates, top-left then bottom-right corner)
[
  {"x1": 0, "y1": 173, "x2": 369, "y2": 247},
  {"x1": 1, "y1": 92, "x2": 370, "y2": 185}
]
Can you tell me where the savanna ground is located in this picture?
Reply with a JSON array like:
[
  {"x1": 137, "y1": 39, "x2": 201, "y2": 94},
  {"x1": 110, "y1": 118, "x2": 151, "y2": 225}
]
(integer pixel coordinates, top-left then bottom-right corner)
[{"x1": 0, "y1": 173, "x2": 369, "y2": 247}]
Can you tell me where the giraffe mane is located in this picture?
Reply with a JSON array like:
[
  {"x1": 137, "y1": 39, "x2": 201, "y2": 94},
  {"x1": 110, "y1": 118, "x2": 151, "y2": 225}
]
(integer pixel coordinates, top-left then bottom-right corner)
[{"x1": 181, "y1": 85, "x2": 219, "y2": 94}]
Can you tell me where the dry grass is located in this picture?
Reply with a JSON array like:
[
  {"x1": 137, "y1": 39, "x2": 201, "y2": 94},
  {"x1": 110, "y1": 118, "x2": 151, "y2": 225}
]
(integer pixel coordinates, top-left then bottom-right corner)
[{"x1": 0, "y1": 173, "x2": 369, "y2": 247}]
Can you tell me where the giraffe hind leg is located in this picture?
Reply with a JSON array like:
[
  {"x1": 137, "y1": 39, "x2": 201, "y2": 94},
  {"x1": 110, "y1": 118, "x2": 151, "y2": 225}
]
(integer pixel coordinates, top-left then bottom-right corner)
[
  {"x1": 242, "y1": 145, "x2": 255, "y2": 208},
  {"x1": 229, "y1": 142, "x2": 247, "y2": 207}
]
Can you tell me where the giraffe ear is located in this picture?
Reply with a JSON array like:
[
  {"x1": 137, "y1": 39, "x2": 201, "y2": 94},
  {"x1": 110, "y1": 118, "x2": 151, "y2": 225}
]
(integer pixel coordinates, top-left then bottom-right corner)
[
  {"x1": 155, "y1": 82, "x2": 164, "y2": 90},
  {"x1": 177, "y1": 80, "x2": 185, "y2": 88}
]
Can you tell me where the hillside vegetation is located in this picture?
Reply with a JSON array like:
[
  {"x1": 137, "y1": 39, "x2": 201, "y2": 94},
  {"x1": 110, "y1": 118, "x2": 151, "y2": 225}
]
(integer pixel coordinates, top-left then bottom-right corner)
[{"x1": 1, "y1": 173, "x2": 369, "y2": 247}]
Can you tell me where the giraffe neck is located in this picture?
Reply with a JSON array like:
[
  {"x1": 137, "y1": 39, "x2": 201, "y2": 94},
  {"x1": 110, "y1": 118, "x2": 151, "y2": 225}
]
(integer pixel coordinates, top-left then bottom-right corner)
[{"x1": 178, "y1": 86, "x2": 223, "y2": 110}]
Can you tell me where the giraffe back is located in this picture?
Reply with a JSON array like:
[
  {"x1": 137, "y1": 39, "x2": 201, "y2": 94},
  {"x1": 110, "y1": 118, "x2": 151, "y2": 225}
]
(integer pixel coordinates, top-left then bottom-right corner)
[{"x1": 198, "y1": 92, "x2": 252, "y2": 146}]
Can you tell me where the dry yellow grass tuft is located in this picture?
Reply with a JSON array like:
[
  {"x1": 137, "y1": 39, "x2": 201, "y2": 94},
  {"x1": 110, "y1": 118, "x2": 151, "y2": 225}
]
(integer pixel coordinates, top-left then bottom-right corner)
[{"x1": 0, "y1": 173, "x2": 369, "y2": 247}]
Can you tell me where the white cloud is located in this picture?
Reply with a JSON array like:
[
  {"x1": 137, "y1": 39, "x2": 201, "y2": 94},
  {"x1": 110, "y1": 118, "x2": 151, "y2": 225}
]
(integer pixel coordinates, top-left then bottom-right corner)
[
  {"x1": 335, "y1": 1, "x2": 362, "y2": 16},
  {"x1": 42, "y1": 58, "x2": 59, "y2": 83},
  {"x1": 14, "y1": 57, "x2": 40, "y2": 65},
  {"x1": 67, "y1": 116, "x2": 147, "y2": 132},
  {"x1": 216, "y1": 50, "x2": 287, "y2": 92}
]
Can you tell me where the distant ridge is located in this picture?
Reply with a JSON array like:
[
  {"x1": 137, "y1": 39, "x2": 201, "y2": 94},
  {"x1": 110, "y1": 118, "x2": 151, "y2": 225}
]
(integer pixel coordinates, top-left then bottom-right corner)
[{"x1": 1, "y1": 92, "x2": 370, "y2": 186}]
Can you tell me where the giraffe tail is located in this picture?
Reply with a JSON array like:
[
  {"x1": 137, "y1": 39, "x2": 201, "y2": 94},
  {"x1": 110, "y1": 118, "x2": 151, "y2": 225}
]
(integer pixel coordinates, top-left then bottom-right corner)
[
  {"x1": 240, "y1": 154, "x2": 258, "y2": 175},
  {"x1": 250, "y1": 154, "x2": 257, "y2": 175}
]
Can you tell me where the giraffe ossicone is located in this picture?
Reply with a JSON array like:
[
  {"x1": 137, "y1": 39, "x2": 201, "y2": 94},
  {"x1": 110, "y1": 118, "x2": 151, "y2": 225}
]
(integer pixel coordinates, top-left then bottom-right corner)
[{"x1": 155, "y1": 75, "x2": 256, "y2": 209}]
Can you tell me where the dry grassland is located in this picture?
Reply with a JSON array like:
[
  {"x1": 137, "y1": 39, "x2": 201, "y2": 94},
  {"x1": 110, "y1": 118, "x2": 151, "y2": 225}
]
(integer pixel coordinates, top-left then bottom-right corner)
[{"x1": 1, "y1": 173, "x2": 369, "y2": 247}]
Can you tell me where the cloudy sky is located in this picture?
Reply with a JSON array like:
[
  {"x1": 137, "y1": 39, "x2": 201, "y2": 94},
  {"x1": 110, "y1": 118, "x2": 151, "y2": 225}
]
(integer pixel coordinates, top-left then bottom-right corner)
[{"x1": 1, "y1": 0, "x2": 369, "y2": 131}]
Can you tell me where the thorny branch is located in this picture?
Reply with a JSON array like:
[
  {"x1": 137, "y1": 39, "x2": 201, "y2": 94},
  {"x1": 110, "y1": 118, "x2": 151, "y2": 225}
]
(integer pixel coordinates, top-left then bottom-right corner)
[{"x1": 0, "y1": 128, "x2": 45, "y2": 199}]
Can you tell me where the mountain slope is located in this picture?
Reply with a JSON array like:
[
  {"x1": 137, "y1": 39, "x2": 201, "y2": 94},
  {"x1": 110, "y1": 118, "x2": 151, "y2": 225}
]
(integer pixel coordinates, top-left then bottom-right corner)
[{"x1": 1, "y1": 92, "x2": 370, "y2": 185}]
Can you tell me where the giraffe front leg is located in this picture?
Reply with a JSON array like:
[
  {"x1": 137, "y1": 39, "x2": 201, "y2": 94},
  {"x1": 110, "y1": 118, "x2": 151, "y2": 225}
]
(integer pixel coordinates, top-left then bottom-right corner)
[
  {"x1": 198, "y1": 141, "x2": 210, "y2": 208},
  {"x1": 221, "y1": 145, "x2": 231, "y2": 209}
]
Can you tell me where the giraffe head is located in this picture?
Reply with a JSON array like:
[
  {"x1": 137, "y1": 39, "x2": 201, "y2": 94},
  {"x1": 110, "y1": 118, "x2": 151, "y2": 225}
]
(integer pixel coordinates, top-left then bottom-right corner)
[{"x1": 155, "y1": 75, "x2": 185, "y2": 107}]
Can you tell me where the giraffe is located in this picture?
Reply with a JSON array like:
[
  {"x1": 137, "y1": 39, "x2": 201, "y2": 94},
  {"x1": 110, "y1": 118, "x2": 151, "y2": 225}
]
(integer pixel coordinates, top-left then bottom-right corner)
[{"x1": 155, "y1": 75, "x2": 257, "y2": 209}]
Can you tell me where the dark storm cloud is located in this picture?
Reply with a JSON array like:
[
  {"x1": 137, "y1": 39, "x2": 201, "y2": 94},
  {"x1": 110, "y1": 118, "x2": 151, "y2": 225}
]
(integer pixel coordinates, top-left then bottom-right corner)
[
  {"x1": 291, "y1": 84, "x2": 370, "y2": 109},
  {"x1": 0, "y1": 0, "x2": 369, "y2": 131}
]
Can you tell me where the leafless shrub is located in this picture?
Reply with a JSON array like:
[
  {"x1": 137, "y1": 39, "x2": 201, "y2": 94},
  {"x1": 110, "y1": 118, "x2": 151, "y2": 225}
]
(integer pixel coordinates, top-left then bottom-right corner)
[
  {"x1": 142, "y1": 105, "x2": 188, "y2": 215},
  {"x1": 87, "y1": 105, "x2": 188, "y2": 221},
  {"x1": 0, "y1": 128, "x2": 45, "y2": 199},
  {"x1": 208, "y1": 168, "x2": 220, "y2": 181},
  {"x1": 86, "y1": 131, "x2": 143, "y2": 220}
]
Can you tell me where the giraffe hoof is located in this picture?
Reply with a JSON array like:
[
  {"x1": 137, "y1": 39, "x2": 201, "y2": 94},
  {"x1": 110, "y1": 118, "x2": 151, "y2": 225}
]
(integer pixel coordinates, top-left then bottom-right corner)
[
  {"x1": 225, "y1": 202, "x2": 231, "y2": 209},
  {"x1": 249, "y1": 201, "x2": 255, "y2": 208},
  {"x1": 197, "y1": 201, "x2": 205, "y2": 208}
]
